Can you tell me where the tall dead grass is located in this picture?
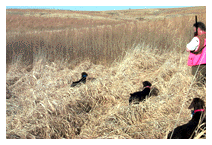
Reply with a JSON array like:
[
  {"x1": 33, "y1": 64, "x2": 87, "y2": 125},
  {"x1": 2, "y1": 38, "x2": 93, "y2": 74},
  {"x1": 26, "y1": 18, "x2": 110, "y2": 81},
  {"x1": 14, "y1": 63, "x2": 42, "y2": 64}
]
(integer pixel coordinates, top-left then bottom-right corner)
[
  {"x1": 6, "y1": 7, "x2": 206, "y2": 139},
  {"x1": 6, "y1": 44, "x2": 206, "y2": 139},
  {"x1": 6, "y1": 11, "x2": 206, "y2": 67}
]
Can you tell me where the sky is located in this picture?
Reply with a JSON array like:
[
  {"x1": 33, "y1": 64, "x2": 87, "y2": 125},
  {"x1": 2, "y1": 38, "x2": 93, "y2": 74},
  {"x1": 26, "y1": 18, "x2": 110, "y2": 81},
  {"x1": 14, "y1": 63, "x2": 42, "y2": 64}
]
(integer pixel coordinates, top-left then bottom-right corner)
[{"x1": 6, "y1": 6, "x2": 192, "y2": 11}]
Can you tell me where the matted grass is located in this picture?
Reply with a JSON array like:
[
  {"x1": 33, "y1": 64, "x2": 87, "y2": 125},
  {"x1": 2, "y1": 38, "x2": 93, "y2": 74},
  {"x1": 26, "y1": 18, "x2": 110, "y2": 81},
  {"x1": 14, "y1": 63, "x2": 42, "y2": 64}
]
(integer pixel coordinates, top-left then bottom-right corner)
[{"x1": 6, "y1": 44, "x2": 206, "y2": 139}]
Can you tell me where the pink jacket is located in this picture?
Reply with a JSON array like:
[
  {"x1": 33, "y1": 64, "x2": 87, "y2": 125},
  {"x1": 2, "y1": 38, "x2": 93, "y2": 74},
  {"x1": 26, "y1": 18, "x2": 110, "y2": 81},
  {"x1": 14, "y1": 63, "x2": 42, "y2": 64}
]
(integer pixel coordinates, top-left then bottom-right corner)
[{"x1": 187, "y1": 38, "x2": 206, "y2": 66}]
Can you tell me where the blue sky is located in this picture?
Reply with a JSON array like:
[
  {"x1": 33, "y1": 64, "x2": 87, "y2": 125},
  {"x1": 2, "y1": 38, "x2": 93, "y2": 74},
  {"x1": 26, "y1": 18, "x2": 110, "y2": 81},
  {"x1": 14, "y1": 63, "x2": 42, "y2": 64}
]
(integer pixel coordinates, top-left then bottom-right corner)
[{"x1": 6, "y1": 6, "x2": 192, "y2": 11}]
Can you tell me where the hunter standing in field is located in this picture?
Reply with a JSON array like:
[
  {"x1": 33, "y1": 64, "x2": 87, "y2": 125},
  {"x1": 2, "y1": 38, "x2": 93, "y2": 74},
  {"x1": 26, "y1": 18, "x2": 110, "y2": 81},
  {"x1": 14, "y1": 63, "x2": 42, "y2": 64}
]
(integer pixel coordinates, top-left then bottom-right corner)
[{"x1": 186, "y1": 21, "x2": 206, "y2": 85}]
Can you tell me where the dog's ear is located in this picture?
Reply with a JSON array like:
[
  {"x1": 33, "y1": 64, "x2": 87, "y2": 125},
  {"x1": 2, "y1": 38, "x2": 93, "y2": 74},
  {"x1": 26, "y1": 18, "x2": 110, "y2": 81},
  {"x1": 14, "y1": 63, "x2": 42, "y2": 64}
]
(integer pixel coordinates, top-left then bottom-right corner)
[
  {"x1": 188, "y1": 98, "x2": 205, "y2": 109},
  {"x1": 195, "y1": 98, "x2": 205, "y2": 109}
]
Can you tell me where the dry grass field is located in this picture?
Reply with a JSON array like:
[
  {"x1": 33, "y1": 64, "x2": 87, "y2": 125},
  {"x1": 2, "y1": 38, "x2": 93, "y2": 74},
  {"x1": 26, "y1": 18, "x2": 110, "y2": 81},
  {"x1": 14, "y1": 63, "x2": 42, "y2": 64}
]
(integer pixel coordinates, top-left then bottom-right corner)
[{"x1": 6, "y1": 6, "x2": 206, "y2": 139}]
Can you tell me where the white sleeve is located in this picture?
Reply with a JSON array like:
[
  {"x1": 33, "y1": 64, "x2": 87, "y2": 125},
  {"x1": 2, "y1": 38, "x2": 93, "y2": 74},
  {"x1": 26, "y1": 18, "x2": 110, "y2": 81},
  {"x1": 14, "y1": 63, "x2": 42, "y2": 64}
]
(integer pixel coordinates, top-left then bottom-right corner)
[{"x1": 186, "y1": 37, "x2": 199, "y2": 51}]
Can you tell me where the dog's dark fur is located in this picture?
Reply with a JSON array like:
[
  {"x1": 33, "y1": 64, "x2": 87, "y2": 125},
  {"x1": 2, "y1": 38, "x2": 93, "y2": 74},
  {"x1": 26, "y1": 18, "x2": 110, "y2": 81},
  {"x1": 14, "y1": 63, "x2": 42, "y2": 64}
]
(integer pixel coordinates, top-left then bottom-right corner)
[
  {"x1": 167, "y1": 98, "x2": 206, "y2": 139},
  {"x1": 129, "y1": 81, "x2": 152, "y2": 105},
  {"x1": 71, "y1": 72, "x2": 88, "y2": 87}
]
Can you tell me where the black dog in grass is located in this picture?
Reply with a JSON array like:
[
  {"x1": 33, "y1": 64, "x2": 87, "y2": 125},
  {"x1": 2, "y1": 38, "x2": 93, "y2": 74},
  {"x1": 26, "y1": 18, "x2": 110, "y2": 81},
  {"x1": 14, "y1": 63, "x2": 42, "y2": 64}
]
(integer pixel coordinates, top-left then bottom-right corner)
[
  {"x1": 167, "y1": 98, "x2": 206, "y2": 139},
  {"x1": 129, "y1": 81, "x2": 158, "y2": 105},
  {"x1": 71, "y1": 72, "x2": 88, "y2": 87}
]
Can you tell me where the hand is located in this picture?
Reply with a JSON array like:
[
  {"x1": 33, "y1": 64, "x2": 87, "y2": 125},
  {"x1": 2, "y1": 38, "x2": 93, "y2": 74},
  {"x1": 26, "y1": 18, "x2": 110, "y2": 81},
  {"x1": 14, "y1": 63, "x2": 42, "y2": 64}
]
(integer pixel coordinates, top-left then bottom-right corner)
[{"x1": 186, "y1": 47, "x2": 190, "y2": 52}]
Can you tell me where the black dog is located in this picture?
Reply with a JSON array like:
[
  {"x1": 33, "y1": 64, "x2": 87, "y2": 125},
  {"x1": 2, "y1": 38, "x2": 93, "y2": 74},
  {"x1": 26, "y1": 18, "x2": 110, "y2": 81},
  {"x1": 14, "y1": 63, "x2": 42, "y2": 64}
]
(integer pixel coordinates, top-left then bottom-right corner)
[
  {"x1": 167, "y1": 98, "x2": 206, "y2": 139},
  {"x1": 129, "y1": 81, "x2": 152, "y2": 105},
  {"x1": 71, "y1": 72, "x2": 88, "y2": 87}
]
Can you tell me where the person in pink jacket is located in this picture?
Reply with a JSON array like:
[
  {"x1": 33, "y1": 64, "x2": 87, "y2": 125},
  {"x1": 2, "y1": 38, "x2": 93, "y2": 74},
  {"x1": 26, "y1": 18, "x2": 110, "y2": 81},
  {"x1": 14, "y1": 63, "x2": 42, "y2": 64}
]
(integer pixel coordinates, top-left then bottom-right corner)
[{"x1": 186, "y1": 22, "x2": 206, "y2": 85}]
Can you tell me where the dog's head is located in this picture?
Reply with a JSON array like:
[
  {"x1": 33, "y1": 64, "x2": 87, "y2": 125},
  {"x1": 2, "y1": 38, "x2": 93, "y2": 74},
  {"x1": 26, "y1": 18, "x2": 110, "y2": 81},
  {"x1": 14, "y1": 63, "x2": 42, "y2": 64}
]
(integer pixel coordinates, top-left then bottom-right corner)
[
  {"x1": 82, "y1": 72, "x2": 88, "y2": 78},
  {"x1": 143, "y1": 81, "x2": 152, "y2": 87},
  {"x1": 188, "y1": 98, "x2": 205, "y2": 110}
]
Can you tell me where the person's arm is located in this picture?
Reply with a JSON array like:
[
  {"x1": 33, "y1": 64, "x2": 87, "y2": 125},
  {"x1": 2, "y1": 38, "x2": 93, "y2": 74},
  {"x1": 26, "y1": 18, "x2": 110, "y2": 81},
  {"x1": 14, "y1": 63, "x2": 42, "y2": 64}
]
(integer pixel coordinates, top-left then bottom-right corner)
[{"x1": 186, "y1": 37, "x2": 199, "y2": 52}]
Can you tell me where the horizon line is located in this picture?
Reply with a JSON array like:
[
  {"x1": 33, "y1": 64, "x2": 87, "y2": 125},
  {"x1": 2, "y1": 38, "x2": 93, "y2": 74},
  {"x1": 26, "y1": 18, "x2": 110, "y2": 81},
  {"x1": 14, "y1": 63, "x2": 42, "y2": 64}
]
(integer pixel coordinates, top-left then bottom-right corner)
[{"x1": 6, "y1": 6, "x2": 194, "y2": 11}]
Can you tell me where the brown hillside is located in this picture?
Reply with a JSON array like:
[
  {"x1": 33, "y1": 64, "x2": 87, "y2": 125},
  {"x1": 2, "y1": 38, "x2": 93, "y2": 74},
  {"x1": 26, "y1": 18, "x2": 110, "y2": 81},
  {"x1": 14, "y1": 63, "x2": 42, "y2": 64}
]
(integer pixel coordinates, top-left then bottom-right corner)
[{"x1": 6, "y1": 6, "x2": 206, "y2": 32}]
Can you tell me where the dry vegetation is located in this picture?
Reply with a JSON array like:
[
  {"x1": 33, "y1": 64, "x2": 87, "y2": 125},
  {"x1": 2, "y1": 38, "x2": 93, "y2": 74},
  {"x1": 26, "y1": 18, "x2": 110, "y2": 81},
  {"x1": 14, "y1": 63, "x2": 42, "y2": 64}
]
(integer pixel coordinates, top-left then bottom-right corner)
[{"x1": 6, "y1": 6, "x2": 206, "y2": 139}]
